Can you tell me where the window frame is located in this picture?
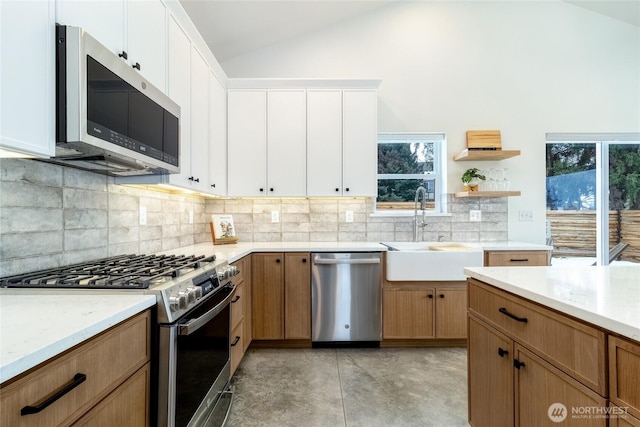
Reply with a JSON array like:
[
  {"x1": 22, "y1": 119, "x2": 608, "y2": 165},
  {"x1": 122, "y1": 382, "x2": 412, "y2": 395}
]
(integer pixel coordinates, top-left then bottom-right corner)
[{"x1": 376, "y1": 132, "x2": 447, "y2": 214}]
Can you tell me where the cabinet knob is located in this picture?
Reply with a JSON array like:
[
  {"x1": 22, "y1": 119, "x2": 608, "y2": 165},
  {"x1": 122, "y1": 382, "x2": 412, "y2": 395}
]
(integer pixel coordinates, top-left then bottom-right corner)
[
  {"x1": 275, "y1": 259, "x2": 280, "y2": 263},
  {"x1": 194, "y1": 177, "x2": 200, "y2": 183},
  {"x1": 259, "y1": 188, "x2": 264, "y2": 192},
  {"x1": 211, "y1": 184, "x2": 216, "y2": 188},
  {"x1": 345, "y1": 188, "x2": 350, "y2": 192},
  {"x1": 335, "y1": 188, "x2": 340, "y2": 192},
  {"x1": 428, "y1": 294, "x2": 433, "y2": 299},
  {"x1": 188, "y1": 176, "x2": 194, "y2": 181},
  {"x1": 132, "y1": 62, "x2": 141, "y2": 70},
  {"x1": 119, "y1": 51, "x2": 128, "y2": 60},
  {"x1": 439, "y1": 294, "x2": 445, "y2": 298},
  {"x1": 270, "y1": 188, "x2": 274, "y2": 192},
  {"x1": 498, "y1": 347, "x2": 509, "y2": 358},
  {"x1": 514, "y1": 359, "x2": 526, "y2": 370},
  {"x1": 302, "y1": 258, "x2": 307, "y2": 263}
]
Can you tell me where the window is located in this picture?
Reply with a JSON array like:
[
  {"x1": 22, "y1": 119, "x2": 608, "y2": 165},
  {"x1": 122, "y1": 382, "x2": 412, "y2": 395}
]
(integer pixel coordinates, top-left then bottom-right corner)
[
  {"x1": 377, "y1": 133, "x2": 446, "y2": 213},
  {"x1": 546, "y1": 133, "x2": 640, "y2": 265}
]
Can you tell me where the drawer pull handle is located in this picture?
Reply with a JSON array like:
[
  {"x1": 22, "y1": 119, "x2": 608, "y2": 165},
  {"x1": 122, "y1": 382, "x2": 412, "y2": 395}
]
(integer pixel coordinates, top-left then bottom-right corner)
[
  {"x1": 21, "y1": 373, "x2": 87, "y2": 416},
  {"x1": 231, "y1": 336, "x2": 241, "y2": 346},
  {"x1": 514, "y1": 359, "x2": 526, "y2": 370},
  {"x1": 498, "y1": 347, "x2": 509, "y2": 357},
  {"x1": 510, "y1": 258, "x2": 529, "y2": 262},
  {"x1": 499, "y1": 307, "x2": 528, "y2": 323},
  {"x1": 231, "y1": 295, "x2": 241, "y2": 303}
]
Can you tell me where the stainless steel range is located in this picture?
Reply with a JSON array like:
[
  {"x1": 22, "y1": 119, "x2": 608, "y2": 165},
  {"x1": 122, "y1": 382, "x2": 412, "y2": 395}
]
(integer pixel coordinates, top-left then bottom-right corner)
[{"x1": 0, "y1": 253, "x2": 239, "y2": 427}]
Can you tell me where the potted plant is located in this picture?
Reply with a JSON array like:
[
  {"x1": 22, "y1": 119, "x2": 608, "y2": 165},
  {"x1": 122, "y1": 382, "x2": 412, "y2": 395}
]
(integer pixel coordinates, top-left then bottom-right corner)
[{"x1": 461, "y1": 168, "x2": 486, "y2": 191}]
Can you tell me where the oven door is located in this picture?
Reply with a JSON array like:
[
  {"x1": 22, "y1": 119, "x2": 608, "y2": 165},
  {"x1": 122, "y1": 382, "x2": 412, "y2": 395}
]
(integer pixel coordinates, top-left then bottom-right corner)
[{"x1": 158, "y1": 284, "x2": 235, "y2": 427}]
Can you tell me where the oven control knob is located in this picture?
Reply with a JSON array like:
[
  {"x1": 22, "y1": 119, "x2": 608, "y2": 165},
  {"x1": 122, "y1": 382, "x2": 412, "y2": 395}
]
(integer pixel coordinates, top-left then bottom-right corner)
[
  {"x1": 217, "y1": 269, "x2": 228, "y2": 280},
  {"x1": 229, "y1": 266, "x2": 238, "y2": 276},
  {"x1": 169, "y1": 291, "x2": 188, "y2": 312},
  {"x1": 185, "y1": 285, "x2": 201, "y2": 303}
]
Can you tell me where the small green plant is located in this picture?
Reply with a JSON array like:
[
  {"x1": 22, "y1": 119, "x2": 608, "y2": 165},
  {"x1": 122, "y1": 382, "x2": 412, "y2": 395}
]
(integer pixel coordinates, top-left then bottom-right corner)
[{"x1": 461, "y1": 168, "x2": 486, "y2": 185}]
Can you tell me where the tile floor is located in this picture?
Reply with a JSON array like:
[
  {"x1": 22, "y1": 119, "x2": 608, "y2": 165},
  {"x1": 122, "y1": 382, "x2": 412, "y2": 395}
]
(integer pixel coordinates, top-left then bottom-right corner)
[{"x1": 226, "y1": 347, "x2": 468, "y2": 427}]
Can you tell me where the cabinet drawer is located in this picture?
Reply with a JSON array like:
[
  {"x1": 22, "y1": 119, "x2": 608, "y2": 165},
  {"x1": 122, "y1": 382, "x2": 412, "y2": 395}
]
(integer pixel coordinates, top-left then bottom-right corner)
[
  {"x1": 230, "y1": 321, "x2": 244, "y2": 376},
  {"x1": 468, "y1": 279, "x2": 606, "y2": 395},
  {"x1": 610, "y1": 336, "x2": 640, "y2": 419},
  {"x1": 231, "y1": 256, "x2": 248, "y2": 285},
  {"x1": 72, "y1": 364, "x2": 150, "y2": 427},
  {"x1": 484, "y1": 250, "x2": 549, "y2": 266},
  {"x1": 231, "y1": 282, "x2": 244, "y2": 329},
  {"x1": 0, "y1": 311, "x2": 150, "y2": 427}
]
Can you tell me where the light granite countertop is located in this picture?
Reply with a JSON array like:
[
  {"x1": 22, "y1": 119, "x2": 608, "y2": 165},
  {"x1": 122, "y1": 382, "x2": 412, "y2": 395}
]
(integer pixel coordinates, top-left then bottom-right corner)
[
  {"x1": 0, "y1": 293, "x2": 156, "y2": 384},
  {"x1": 464, "y1": 265, "x2": 640, "y2": 342}
]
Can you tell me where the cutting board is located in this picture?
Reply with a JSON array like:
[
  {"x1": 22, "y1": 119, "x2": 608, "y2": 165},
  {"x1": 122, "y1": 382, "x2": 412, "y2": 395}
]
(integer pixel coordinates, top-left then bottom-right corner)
[
  {"x1": 466, "y1": 130, "x2": 502, "y2": 150},
  {"x1": 428, "y1": 244, "x2": 477, "y2": 252}
]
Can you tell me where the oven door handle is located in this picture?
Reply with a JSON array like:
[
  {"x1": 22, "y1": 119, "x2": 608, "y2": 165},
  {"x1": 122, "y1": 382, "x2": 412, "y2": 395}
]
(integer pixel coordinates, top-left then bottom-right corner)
[{"x1": 178, "y1": 284, "x2": 236, "y2": 336}]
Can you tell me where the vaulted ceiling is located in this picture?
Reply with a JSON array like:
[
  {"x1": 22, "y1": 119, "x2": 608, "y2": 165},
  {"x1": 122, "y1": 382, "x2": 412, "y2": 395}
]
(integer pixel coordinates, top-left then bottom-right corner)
[{"x1": 179, "y1": 0, "x2": 640, "y2": 63}]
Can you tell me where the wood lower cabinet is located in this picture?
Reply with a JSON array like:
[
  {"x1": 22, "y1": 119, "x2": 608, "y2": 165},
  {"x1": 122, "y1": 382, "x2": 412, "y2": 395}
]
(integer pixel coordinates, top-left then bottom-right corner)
[
  {"x1": 484, "y1": 250, "x2": 549, "y2": 266},
  {"x1": 252, "y1": 252, "x2": 311, "y2": 341},
  {"x1": 383, "y1": 283, "x2": 467, "y2": 340},
  {"x1": 230, "y1": 255, "x2": 251, "y2": 375},
  {"x1": 468, "y1": 316, "x2": 513, "y2": 427},
  {"x1": 609, "y1": 336, "x2": 640, "y2": 420},
  {"x1": 609, "y1": 405, "x2": 640, "y2": 427},
  {"x1": 468, "y1": 278, "x2": 613, "y2": 427},
  {"x1": 0, "y1": 311, "x2": 151, "y2": 427}
]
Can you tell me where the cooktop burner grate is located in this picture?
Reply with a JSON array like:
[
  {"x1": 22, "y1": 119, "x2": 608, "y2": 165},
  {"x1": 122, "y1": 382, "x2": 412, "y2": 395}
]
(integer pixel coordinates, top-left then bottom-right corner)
[{"x1": 0, "y1": 254, "x2": 217, "y2": 289}]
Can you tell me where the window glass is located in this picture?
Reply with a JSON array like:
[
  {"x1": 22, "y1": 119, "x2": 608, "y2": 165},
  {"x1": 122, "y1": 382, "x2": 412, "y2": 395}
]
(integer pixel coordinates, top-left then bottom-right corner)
[{"x1": 377, "y1": 133, "x2": 444, "y2": 212}]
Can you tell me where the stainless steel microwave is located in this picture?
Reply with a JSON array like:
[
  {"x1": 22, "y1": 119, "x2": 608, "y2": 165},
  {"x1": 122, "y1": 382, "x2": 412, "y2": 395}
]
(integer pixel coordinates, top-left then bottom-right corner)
[{"x1": 53, "y1": 25, "x2": 180, "y2": 176}]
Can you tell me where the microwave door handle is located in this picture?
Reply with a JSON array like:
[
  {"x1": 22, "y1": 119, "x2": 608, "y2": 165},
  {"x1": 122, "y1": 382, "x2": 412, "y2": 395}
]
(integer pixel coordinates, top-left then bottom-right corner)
[{"x1": 178, "y1": 285, "x2": 236, "y2": 336}]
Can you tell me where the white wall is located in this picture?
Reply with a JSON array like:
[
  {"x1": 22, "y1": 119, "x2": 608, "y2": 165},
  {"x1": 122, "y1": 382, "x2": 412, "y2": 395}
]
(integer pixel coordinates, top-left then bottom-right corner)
[{"x1": 219, "y1": 1, "x2": 640, "y2": 244}]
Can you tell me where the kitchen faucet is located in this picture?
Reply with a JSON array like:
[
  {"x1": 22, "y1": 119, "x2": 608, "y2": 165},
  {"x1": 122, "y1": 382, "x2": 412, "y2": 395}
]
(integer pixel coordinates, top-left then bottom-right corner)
[{"x1": 413, "y1": 186, "x2": 428, "y2": 241}]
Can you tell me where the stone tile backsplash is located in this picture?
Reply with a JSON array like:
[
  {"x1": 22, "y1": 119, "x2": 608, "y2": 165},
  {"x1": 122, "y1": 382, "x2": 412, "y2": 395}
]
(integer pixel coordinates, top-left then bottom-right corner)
[{"x1": 1, "y1": 159, "x2": 508, "y2": 276}]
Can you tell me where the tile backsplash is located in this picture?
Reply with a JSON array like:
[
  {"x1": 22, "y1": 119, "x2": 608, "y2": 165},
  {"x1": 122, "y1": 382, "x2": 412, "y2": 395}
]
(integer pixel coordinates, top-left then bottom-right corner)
[{"x1": 1, "y1": 159, "x2": 507, "y2": 276}]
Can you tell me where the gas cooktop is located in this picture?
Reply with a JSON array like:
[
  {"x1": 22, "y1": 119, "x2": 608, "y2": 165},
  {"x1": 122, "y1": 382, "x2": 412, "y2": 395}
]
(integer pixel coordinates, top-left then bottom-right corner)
[{"x1": 0, "y1": 254, "x2": 217, "y2": 289}]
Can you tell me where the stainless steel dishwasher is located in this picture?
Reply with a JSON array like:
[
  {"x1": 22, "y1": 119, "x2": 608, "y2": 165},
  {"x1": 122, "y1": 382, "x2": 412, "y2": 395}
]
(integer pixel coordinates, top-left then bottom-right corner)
[{"x1": 311, "y1": 252, "x2": 382, "y2": 345}]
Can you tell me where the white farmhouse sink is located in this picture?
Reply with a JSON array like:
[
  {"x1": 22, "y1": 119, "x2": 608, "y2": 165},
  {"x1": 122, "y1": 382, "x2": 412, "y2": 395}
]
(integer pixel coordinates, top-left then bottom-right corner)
[{"x1": 382, "y1": 242, "x2": 483, "y2": 281}]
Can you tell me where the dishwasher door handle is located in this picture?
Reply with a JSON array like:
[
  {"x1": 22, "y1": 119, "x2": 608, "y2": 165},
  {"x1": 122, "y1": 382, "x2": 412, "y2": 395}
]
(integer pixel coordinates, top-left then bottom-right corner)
[{"x1": 312, "y1": 256, "x2": 380, "y2": 265}]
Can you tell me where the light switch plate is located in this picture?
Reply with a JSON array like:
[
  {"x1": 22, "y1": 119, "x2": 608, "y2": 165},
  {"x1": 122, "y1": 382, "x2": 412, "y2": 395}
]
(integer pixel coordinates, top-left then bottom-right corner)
[
  {"x1": 469, "y1": 210, "x2": 482, "y2": 222},
  {"x1": 271, "y1": 210, "x2": 280, "y2": 223},
  {"x1": 519, "y1": 210, "x2": 534, "y2": 222},
  {"x1": 189, "y1": 210, "x2": 194, "y2": 224}
]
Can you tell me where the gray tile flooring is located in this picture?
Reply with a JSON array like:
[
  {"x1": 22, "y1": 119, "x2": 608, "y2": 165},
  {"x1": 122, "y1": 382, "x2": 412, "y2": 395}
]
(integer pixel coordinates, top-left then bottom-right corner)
[{"x1": 226, "y1": 347, "x2": 468, "y2": 427}]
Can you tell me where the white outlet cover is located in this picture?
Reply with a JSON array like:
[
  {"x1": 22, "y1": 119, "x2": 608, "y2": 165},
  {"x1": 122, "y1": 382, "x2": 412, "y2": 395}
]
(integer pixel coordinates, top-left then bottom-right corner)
[
  {"x1": 470, "y1": 210, "x2": 482, "y2": 222},
  {"x1": 139, "y1": 206, "x2": 147, "y2": 225},
  {"x1": 345, "y1": 210, "x2": 354, "y2": 223},
  {"x1": 271, "y1": 210, "x2": 280, "y2": 223},
  {"x1": 189, "y1": 210, "x2": 194, "y2": 224}
]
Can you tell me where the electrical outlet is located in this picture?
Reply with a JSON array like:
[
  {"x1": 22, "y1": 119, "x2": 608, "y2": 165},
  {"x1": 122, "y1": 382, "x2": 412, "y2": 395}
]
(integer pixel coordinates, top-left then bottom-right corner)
[
  {"x1": 188, "y1": 210, "x2": 194, "y2": 224},
  {"x1": 469, "y1": 210, "x2": 482, "y2": 222},
  {"x1": 345, "y1": 210, "x2": 354, "y2": 223},
  {"x1": 139, "y1": 206, "x2": 147, "y2": 226},
  {"x1": 271, "y1": 210, "x2": 280, "y2": 223},
  {"x1": 519, "y1": 210, "x2": 535, "y2": 222}
]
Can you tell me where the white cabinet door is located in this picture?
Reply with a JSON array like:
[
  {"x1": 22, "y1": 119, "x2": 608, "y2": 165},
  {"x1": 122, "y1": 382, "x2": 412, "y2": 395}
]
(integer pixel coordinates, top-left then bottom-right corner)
[
  {"x1": 343, "y1": 90, "x2": 378, "y2": 196},
  {"x1": 208, "y1": 72, "x2": 227, "y2": 195},
  {"x1": 228, "y1": 90, "x2": 267, "y2": 197},
  {"x1": 127, "y1": 0, "x2": 166, "y2": 92},
  {"x1": 307, "y1": 90, "x2": 343, "y2": 196},
  {"x1": 189, "y1": 46, "x2": 209, "y2": 192},
  {"x1": 167, "y1": 15, "x2": 191, "y2": 187},
  {"x1": 0, "y1": 0, "x2": 55, "y2": 157},
  {"x1": 267, "y1": 90, "x2": 306, "y2": 197},
  {"x1": 55, "y1": 0, "x2": 125, "y2": 56}
]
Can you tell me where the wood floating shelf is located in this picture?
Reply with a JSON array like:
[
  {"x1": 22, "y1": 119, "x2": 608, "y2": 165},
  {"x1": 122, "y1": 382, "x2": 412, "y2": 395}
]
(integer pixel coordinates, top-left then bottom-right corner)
[
  {"x1": 455, "y1": 191, "x2": 521, "y2": 198},
  {"x1": 453, "y1": 149, "x2": 521, "y2": 161}
]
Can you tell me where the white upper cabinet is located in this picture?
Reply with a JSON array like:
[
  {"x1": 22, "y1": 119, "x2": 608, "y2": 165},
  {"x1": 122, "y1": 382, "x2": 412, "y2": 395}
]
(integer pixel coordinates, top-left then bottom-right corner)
[
  {"x1": 126, "y1": 0, "x2": 167, "y2": 92},
  {"x1": 343, "y1": 90, "x2": 378, "y2": 197},
  {"x1": 208, "y1": 72, "x2": 227, "y2": 195},
  {"x1": 166, "y1": 14, "x2": 191, "y2": 187},
  {"x1": 0, "y1": 0, "x2": 55, "y2": 157},
  {"x1": 307, "y1": 90, "x2": 344, "y2": 196},
  {"x1": 56, "y1": 0, "x2": 167, "y2": 93},
  {"x1": 227, "y1": 90, "x2": 267, "y2": 197},
  {"x1": 267, "y1": 90, "x2": 307, "y2": 197},
  {"x1": 188, "y1": 46, "x2": 210, "y2": 192}
]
